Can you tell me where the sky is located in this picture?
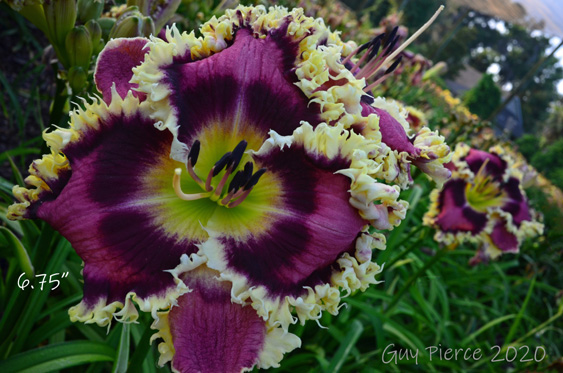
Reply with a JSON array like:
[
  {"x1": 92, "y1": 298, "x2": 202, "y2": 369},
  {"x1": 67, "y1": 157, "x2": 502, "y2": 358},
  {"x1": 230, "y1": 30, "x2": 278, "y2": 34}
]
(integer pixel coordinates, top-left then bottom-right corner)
[
  {"x1": 513, "y1": 0, "x2": 563, "y2": 95},
  {"x1": 550, "y1": 38, "x2": 563, "y2": 94}
]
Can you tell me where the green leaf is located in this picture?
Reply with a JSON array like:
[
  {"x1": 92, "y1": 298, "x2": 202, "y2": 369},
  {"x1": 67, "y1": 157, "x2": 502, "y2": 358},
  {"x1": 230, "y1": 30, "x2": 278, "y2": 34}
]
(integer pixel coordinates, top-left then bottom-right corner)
[
  {"x1": 504, "y1": 276, "x2": 536, "y2": 345},
  {"x1": 112, "y1": 323, "x2": 131, "y2": 373},
  {"x1": 0, "y1": 341, "x2": 115, "y2": 373},
  {"x1": 0, "y1": 226, "x2": 34, "y2": 278},
  {"x1": 325, "y1": 319, "x2": 364, "y2": 373}
]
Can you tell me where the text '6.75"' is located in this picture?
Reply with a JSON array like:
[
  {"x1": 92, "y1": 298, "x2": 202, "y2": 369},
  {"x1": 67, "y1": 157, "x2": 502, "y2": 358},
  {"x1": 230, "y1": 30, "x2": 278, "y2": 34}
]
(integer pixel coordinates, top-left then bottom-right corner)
[{"x1": 17, "y1": 272, "x2": 69, "y2": 291}]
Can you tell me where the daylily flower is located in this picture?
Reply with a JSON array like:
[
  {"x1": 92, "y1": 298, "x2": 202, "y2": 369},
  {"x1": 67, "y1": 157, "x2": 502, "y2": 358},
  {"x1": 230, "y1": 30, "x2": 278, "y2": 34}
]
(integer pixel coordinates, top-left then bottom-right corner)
[
  {"x1": 424, "y1": 143, "x2": 543, "y2": 263},
  {"x1": 9, "y1": 5, "x2": 450, "y2": 372}
]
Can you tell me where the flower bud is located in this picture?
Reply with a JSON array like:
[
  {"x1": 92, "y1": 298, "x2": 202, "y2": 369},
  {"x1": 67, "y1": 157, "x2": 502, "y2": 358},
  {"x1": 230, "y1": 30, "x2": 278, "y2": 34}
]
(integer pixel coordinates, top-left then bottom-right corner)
[
  {"x1": 97, "y1": 17, "x2": 116, "y2": 41},
  {"x1": 85, "y1": 19, "x2": 102, "y2": 54},
  {"x1": 43, "y1": 0, "x2": 77, "y2": 48},
  {"x1": 68, "y1": 66, "x2": 88, "y2": 92},
  {"x1": 65, "y1": 25, "x2": 93, "y2": 69},
  {"x1": 126, "y1": 0, "x2": 180, "y2": 31},
  {"x1": 141, "y1": 16, "x2": 155, "y2": 37},
  {"x1": 77, "y1": 0, "x2": 104, "y2": 23},
  {"x1": 109, "y1": 7, "x2": 144, "y2": 38}
]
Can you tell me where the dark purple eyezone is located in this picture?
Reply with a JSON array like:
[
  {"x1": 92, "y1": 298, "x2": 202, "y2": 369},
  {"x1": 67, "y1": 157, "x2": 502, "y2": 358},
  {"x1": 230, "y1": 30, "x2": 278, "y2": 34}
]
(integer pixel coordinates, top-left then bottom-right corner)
[{"x1": 173, "y1": 140, "x2": 266, "y2": 208}]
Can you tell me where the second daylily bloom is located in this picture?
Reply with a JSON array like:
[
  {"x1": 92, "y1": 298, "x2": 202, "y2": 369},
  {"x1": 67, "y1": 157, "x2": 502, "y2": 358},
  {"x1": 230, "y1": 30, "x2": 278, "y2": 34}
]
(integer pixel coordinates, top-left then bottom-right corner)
[
  {"x1": 424, "y1": 143, "x2": 543, "y2": 263},
  {"x1": 8, "y1": 5, "x2": 451, "y2": 372}
]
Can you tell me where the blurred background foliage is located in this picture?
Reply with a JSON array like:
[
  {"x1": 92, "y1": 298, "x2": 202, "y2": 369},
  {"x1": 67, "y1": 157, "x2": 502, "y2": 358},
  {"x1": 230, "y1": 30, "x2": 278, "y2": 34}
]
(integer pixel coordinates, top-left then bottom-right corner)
[{"x1": 0, "y1": 0, "x2": 562, "y2": 372}]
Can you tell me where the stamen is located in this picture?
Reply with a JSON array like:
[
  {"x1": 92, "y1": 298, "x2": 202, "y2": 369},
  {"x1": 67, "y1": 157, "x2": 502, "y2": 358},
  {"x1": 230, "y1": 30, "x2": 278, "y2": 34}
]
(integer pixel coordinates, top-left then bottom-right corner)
[
  {"x1": 379, "y1": 5, "x2": 444, "y2": 73},
  {"x1": 243, "y1": 168, "x2": 267, "y2": 191},
  {"x1": 227, "y1": 189, "x2": 252, "y2": 208},
  {"x1": 187, "y1": 159, "x2": 204, "y2": 185},
  {"x1": 384, "y1": 56, "x2": 403, "y2": 74},
  {"x1": 230, "y1": 140, "x2": 248, "y2": 171},
  {"x1": 383, "y1": 35, "x2": 400, "y2": 56},
  {"x1": 205, "y1": 168, "x2": 214, "y2": 192},
  {"x1": 384, "y1": 26, "x2": 399, "y2": 48},
  {"x1": 213, "y1": 168, "x2": 233, "y2": 198},
  {"x1": 220, "y1": 190, "x2": 236, "y2": 205},
  {"x1": 342, "y1": 33, "x2": 384, "y2": 66},
  {"x1": 173, "y1": 169, "x2": 211, "y2": 201},
  {"x1": 356, "y1": 5, "x2": 443, "y2": 91},
  {"x1": 225, "y1": 168, "x2": 267, "y2": 208},
  {"x1": 213, "y1": 152, "x2": 232, "y2": 176},
  {"x1": 363, "y1": 56, "x2": 403, "y2": 93},
  {"x1": 188, "y1": 140, "x2": 200, "y2": 166},
  {"x1": 172, "y1": 140, "x2": 264, "y2": 208}
]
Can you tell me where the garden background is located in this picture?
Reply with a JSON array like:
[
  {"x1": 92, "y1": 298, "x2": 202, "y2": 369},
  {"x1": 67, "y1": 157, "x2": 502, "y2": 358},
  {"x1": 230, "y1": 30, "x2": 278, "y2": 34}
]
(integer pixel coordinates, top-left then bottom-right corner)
[{"x1": 0, "y1": 0, "x2": 562, "y2": 372}]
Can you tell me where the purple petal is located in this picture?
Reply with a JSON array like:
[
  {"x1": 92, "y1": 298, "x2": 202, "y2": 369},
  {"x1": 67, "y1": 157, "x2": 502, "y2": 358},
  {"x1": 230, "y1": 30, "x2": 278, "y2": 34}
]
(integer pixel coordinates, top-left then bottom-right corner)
[
  {"x1": 489, "y1": 221, "x2": 519, "y2": 254},
  {"x1": 153, "y1": 262, "x2": 301, "y2": 372},
  {"x1": 361, "y1": 103, "x2": 418, "y2": 155},
  {"x1": 94, "y1": 38, "x2": 149, "y2": 103},
  {"x1": 168, "y1": 267, "x2": 268, "y2": 372},
  {"x1": 463, "y1": 148, "x2": 507, "y2": 180},
  {"x1": 158, "y1": 28, "x2": 321, "y2": 148},
  {"x1": 501, "y1": 177, "x2": 532, "y2": 226},
  {"x1": 435, "y1": 179, "x2": 487, "y2": 234}
]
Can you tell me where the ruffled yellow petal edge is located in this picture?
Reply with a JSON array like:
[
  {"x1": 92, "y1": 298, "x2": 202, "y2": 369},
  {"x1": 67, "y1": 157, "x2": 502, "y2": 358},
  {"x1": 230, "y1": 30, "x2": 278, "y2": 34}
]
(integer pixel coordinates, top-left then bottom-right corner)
[
  {"x1": 195, "y1": 122, "x2": 397, "y2": 332},
  {"x1": 131, "y1": 5, "x2": 356, "y2": 163},
  {"x1": 150, "y1": 253, "x2": 302, "y2": 371},
  {"x1": 294, "y1": 45, "x2": 416, "y2": 188},
  {"x1": 68, "y1": 251, "x2": 203, "y2": 330},
  {"x1": 7, "y1": 87, "x2": 150, "y2": 221},
  {"x1": 68, "y1": 279, "x2": 191, "y2": 329}
]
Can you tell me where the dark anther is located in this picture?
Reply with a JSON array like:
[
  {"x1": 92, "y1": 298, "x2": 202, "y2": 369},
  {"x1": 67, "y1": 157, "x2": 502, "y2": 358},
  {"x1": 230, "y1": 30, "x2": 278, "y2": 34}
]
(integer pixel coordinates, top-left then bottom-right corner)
[
  {"x1": 228, "y1": 171, "x2": 243, "y2": 193},
  {"x1": 384, "y1": 56, "x2": 403, "y2": 75},
  {"x1": 367, "y1": 39, "x2": 382, "y2": 60},
  {"x1": 228, "y1": 161, "x2": 253, "y2": 193},
  {"x1": 357, "y1": 41, "x2": 371, "y2": 54},
  {"x1": 242, "y1": 162, "x2": 253, "y2": 182},
  {"x1": 384, "y1": 35, "x2": 400, "y2": 56},
  {"x1": 384, "y1": 26, "x2": 399, "y2": 47},
  {"x1": 229, "y1": 140, "x2": 248, "y2": 171},
  {"x1": 372, "y1": 33, "x2": 386, "y2": 46},
  {"x1": 361, "y1": 94, "x2": 375, "y2": 104},
  {"x1": 213, "y1": 152, "x2": 232, "y2": 176},
  {"x1": 188, "y1": 140, "x2": 200, "y2": 166},
  {"x1": 243, "y1": 168, "x2": 267, "y2": 191}
]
